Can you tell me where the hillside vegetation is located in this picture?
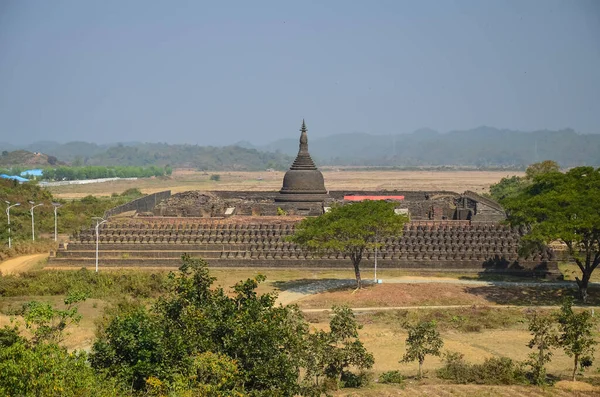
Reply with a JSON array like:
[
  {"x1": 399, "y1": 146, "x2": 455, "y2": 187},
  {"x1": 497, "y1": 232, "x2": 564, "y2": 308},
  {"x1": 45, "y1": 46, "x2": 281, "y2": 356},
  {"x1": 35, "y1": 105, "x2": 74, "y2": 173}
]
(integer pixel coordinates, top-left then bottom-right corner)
[{"x1": 1, "y1": 127, "x2": 598, "y2": 171}]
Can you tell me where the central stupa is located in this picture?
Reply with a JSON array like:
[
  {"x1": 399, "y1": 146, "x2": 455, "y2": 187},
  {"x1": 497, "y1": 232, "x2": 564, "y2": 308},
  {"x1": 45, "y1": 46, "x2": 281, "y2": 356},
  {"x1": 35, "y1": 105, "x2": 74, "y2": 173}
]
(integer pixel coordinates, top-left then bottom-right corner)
[{"x1": 276, "y1": 120, "x2": 329, "y2": 202}]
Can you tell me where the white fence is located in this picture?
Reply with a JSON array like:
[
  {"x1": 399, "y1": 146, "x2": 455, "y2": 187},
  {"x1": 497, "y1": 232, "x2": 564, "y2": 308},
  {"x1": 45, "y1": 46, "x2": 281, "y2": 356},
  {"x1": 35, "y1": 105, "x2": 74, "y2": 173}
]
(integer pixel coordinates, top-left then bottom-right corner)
[{"x1": 39, "y1": 177, "x2": 138, "y2": 187}]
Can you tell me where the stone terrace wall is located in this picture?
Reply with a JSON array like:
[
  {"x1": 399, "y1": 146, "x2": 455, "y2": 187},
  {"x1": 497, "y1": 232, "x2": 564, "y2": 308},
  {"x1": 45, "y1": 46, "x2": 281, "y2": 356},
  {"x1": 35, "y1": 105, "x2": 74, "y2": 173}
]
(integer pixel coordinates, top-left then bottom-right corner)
[{"x1": 52, "y1": 218, "x2": 559, "y2": 277}]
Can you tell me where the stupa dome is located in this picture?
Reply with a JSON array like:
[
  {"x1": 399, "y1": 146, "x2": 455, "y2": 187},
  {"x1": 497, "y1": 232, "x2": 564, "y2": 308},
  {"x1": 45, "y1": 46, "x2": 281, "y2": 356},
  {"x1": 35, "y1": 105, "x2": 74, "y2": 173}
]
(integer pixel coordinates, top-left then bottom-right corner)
[{"x1": 276, "y1": 120, "x2": 329, "y2": 202}]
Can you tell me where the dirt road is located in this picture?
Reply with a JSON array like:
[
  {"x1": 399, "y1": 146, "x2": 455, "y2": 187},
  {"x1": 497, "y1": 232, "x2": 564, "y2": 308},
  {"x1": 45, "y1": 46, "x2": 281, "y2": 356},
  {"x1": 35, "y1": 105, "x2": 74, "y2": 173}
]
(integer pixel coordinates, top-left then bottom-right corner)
[{"x1": 0, "y1": 253, "x2": 48, "y2": 275}]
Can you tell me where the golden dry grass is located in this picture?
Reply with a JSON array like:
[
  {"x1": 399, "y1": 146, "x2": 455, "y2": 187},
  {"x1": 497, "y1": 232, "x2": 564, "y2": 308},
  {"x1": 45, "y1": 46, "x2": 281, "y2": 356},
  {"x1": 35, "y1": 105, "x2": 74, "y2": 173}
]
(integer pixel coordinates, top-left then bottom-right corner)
[{"x1": 47, "y1": 169, "x2": 522, "y2": 199}]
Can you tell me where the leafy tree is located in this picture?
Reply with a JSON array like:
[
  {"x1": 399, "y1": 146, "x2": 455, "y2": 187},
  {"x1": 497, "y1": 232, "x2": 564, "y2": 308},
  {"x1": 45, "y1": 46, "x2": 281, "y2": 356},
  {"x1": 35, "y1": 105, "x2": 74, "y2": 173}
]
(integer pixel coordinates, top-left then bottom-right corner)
[
  {"x1": 556, "y1": 298, "x2": 597, "y2": 381},
  {"x1": 0, "y1": 296, "x2": 119, "y2": 396},
  {"x1": 91, "y1": 255, "x2": 310, "y2": 395},
  {"x1": 489, "y1": 175, "x2": 527, "y2": 202},
  {"x1": 525, "y1": 160, "x2": 560, "y2": 179},
  {"x1": 402, "y1": 320, "x2": 444, "y2": 379},
  {"x1": 304, "y1": 306, "x2": 374, "y2": 391},
  {"x1": 525, "y1": 310, "x2": 559, "y2": 385},
  {"x1": 290, "y1": 200, "x2": 408, "y2": 288},
  {"x1": 503, "y1": 167, "x2": 600, "y2": 302},
  {"x1": 23, "y1": 292, "x2": 87, "y2": 345}
]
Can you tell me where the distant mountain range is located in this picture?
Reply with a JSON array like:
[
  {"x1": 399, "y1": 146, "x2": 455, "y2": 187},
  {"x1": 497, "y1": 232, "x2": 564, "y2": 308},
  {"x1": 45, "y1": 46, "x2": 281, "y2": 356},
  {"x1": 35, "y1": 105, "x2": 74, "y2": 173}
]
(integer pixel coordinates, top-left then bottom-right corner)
[
  {"x1": 1, "y1": 127, "x2": 598, "y2": 169},
  {"x1": 240, "y1": 127, "x2": 600, "y2": 168}
]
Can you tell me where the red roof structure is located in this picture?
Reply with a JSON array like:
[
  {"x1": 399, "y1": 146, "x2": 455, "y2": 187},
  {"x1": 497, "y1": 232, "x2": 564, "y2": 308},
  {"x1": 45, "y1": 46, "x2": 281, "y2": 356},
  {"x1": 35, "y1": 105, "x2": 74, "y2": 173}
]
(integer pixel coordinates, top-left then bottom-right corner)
[{"x1": 343, "y1": 195, "x2": 404, "y2": 201}]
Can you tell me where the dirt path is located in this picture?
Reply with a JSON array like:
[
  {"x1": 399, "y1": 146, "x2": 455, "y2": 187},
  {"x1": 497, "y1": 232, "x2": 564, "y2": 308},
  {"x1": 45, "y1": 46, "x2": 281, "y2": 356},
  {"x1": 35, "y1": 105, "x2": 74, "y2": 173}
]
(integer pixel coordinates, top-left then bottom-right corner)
[{"x1": 0, "y1": 253, "x2": 48, "y2": 275}]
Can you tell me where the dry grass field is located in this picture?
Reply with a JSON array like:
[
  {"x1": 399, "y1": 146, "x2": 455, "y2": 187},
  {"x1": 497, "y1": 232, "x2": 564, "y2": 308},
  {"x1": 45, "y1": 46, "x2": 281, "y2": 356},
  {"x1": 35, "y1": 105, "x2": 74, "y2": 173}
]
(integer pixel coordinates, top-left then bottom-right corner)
[{"x1": 47, "y1": 169, "x2": 523, "y2": 199}]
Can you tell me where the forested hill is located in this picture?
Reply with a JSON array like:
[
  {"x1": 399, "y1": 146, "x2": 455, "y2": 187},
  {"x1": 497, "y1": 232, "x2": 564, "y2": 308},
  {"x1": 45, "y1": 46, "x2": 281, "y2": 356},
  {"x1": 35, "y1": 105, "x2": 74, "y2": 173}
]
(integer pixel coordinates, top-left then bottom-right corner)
[
  {"x1": 257, "y1": 127, "x2": 600, "y2": 168},
  {"x1": 1, "y1": 127, "x2": 598, "y2": 169},
  {"x1": 0, "y1": 143, "x2": 292, "y2": 171}
]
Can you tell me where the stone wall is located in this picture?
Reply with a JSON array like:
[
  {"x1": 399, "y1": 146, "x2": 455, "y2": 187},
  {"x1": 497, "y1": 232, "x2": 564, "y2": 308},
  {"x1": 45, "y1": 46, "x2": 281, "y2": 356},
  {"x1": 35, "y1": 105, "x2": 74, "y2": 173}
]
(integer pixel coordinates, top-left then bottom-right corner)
[
  {"x1": 52, "y1": 218, "x2": 559, "y2": 277},
  {"x1": 105, "y1": 190, "x2": 171, "y2": 218}
]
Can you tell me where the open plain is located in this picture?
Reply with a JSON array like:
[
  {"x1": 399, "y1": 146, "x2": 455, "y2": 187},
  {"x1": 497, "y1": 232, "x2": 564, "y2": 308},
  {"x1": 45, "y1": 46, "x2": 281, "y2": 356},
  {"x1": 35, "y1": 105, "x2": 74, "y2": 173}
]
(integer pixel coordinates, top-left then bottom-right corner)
[{"x1": 48, "y1": 169, "x2": 524, "y2": 199}]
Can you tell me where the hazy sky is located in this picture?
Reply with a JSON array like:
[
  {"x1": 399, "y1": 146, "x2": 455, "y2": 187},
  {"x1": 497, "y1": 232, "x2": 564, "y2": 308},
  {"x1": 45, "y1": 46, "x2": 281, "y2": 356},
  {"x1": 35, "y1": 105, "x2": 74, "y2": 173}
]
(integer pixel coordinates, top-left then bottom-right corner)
[{"x1": 1, "y1": 0, "x2": 599, "y2": 146}]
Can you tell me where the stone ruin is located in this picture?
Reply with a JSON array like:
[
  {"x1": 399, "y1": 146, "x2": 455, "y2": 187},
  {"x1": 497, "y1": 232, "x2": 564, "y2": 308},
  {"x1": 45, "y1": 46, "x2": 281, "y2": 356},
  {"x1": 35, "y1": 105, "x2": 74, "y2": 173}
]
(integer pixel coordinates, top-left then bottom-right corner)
[{"x1": 50, "y1": 121, "x2": 557, "y2": 277}]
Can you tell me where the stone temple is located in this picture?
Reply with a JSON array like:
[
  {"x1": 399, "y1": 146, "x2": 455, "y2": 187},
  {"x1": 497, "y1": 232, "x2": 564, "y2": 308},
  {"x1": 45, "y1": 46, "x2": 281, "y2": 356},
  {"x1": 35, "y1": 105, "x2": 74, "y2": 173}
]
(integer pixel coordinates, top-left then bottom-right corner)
[
  {"x1": 50, "y1": 121, "x2": 558, "y2": 276},
  {"x1": 277, "y1": 120, "x2": 329, "y2": 203}
]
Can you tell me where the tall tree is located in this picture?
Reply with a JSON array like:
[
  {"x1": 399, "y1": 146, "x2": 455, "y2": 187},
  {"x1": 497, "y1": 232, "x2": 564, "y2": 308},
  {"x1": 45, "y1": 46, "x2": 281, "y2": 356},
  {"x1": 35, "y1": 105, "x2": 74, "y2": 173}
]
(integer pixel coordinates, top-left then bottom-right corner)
[
  {"x1": 289, "y1": 200, "x2": 408, "y2": 288},
  {"x1": 503, "y1": 167, "x2": 600, "y2": 302}
]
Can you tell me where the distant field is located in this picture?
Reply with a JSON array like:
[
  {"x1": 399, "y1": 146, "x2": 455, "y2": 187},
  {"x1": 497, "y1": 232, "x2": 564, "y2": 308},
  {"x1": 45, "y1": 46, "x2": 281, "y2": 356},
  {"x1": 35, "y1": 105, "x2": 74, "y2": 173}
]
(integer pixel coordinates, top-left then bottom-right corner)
[{"x1": 48, "y1": 169, "x2": 523, "y2": 199}]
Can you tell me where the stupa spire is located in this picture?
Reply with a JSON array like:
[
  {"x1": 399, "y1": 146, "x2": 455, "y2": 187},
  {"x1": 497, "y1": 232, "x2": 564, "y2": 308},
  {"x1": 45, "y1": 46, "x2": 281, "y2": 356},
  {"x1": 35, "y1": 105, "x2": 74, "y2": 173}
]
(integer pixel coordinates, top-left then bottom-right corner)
[
  {"x1": 277, "y1": 120, "x2": 329, "y2": 202},
  {"x1": 291, "y1": 120, "x2": 316, "y2": 170}
]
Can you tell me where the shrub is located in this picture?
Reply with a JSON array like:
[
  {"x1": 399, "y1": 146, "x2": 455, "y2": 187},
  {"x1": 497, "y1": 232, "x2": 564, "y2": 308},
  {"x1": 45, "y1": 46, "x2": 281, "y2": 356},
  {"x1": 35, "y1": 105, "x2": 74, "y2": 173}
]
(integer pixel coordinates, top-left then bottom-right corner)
[
  {"x1": 379, "y1": 370, "x2": 403, "y2": 384},
  {"x1": 209, "y1": 174, "x2": 220, "y2": 181},
  {"x1": 340, "y1": 371, "x2": 371, "y2": 388},
  {"x1": 437, "y1": 351, "x2": 528, "y2": 385}
]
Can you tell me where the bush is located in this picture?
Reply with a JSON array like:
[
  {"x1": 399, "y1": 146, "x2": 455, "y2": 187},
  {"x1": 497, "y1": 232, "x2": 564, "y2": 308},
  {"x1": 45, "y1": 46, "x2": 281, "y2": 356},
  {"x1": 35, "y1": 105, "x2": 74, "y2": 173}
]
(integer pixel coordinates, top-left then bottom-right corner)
[
  {"x1": 340, "y1": 371, "x2": 371, "y2": 388},
  {"x1": 0, "y1": 268, "x2": 170, "y2": 300},
  {"x1": 379, "y1": 370, "x2": 403, "y2": 384},
  {"x1": 437, "y1": 351, "x2": 528, "y2": 385},
  {"x1": 209, "y1": 174, "x2": 221, "y2": 181}
]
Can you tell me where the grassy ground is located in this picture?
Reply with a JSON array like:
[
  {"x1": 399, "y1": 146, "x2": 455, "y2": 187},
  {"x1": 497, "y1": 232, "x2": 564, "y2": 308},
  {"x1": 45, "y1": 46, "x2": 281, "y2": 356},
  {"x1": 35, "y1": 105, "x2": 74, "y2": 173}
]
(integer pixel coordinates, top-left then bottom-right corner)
[
  {"x1": 559, "y1": 262, "x2": 600, "y2": 282},
  {"x1": 296, "y1": 283, "x2": 600, "y2": 309}
]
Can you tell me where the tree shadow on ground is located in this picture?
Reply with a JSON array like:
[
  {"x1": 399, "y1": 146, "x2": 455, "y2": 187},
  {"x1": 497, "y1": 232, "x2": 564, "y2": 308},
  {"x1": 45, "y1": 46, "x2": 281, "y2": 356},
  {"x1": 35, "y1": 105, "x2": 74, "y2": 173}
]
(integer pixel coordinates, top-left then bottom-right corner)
[
  {"x1": 271, "y1": 278, "x2": 357, "y2": 293},
  {"x1": 464, "y1": 285, "x2": 600, "y2": 306},
  {"x1": 458, "y1": 257, "x2": 563, "y2": 282}
]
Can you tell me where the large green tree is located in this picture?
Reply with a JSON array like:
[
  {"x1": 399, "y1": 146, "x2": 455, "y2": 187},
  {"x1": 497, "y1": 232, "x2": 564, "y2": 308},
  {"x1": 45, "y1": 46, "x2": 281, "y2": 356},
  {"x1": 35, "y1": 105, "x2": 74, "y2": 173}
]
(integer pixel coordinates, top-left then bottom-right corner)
[
  {"x1": 289, "y1": 200, "x2": 408, "y2": 288},
  {"x1": 503, "y1": 167, "x2": 600, "y2": 302},
  {"x1": 91, "y1": 255, "x2": 311, "y2": 395}
]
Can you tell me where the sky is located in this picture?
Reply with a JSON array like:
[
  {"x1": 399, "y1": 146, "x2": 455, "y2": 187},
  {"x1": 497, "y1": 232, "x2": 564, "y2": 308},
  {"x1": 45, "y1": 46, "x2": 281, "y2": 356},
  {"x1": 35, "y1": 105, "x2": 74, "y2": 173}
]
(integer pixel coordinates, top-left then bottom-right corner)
[{"x1": 0, "y1": 0, "x2": 599, "y2": 146}]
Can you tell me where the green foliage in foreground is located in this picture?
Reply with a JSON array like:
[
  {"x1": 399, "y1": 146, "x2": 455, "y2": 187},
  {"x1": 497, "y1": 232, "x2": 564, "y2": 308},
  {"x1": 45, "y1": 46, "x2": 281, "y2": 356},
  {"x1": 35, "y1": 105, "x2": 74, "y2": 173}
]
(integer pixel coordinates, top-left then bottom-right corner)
[
  {"x1": 90, "y1": 255, "x2": 373, "y2": 396},
  {"x1": 290, "y1": 200, "x2": 408, "y2": 288},
  {"x1": 0, "y1": 293, "x2": 122, "y2": 396}
]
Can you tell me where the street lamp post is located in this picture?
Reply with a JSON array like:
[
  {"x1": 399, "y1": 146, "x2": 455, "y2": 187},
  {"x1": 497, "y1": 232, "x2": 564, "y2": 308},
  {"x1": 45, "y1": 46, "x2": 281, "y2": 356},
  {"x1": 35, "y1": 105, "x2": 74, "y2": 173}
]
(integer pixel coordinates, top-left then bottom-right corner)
[
  {"x1": 92, "y1": 217, "x2": 107, "y2": 273},
  {"x1": 28, "y1": 201, "x2": 43, "y2": 241},
  {"x1": 374, "y1": 231, "x2": 378, "y2": 283},
  {"x1": 52, "y1": 203, "x2": 62, "y2": 242},
  {"x1": 4, "y1": 201, "x2": 20, "y2": 249}
]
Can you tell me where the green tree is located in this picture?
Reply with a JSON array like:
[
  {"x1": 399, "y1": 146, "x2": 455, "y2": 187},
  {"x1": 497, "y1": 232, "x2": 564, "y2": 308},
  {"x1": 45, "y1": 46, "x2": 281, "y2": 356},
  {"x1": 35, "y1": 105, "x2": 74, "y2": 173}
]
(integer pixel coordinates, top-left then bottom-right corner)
[
  {"x1": 91, "y1": 255, "x2": 309, "y2": 395},
  {"x1": 525, "y1": 160, "x2": 560, "y2": 179},
  {"x1": 489, "y1": 160, "x2": 561, "y2": 203},
  {"x1": 290, "y1": 200, "x2": 408, "y2": 288},
  {"x1": 503, "y1": 167, "x2": 600, "y2": 302},
  {"x1": 556, "y1": 298, "x2": 597, "y2": 381},
  {"x1": 23, "y1": 292, "x2": 87, "y2": 345},
  {"x1": 304, "y1": 306, "x2": 374, "y2": 391},
  {"x1": 525, "y1": 310, "x2": 559, "y2": 385},
  {"x1": 489, "y1": 175, "x2": 527, "y2": 202},
  {"x1": 402, "y1": 320, "x2": 444, "y2": 379}
]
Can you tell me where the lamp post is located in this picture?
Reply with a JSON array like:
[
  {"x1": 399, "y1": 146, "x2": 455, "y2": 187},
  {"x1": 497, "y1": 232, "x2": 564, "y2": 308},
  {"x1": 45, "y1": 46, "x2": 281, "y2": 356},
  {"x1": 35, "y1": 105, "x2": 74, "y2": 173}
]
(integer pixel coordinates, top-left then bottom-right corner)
[
  {"x1": 52, "y1": 202, "x2": 61, "y2": 242},
  {"x1": 374, "y1": 230, "x2": 378, "y2": 283},
  {"x1": 5, "y1": 201, "x2": 20, "y2": 248},
  {"x1": 28, "y1": 201, "x2": 43, "y2": 241},
  {"x1": 92, "y1": 217, "x2": 107, "y2": 273}
]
